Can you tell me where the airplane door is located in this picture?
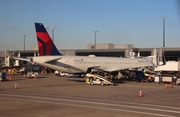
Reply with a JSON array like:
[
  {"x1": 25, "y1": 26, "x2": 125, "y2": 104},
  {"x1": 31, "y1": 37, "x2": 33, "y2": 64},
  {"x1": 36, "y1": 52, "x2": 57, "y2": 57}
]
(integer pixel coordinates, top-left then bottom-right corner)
[
  {"x1": 67, "y1": 58, "x2": 72, "y2": 72},
  {"x1": 63, "y1": 57, "x2": 71, "y2": 72}
]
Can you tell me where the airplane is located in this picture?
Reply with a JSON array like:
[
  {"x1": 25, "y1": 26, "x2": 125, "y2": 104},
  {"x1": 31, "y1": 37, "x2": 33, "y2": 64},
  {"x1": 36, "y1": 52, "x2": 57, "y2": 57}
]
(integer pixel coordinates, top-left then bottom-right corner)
[{"x1": 14, "y1": 23, "x2": 165, "y2": 76}]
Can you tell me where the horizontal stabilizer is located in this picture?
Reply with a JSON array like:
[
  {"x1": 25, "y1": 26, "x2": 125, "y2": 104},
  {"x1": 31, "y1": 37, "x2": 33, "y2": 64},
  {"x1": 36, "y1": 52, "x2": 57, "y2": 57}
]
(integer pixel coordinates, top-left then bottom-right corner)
[{"x1": 13, "y1": 57, "x2": 32, "y2": 62}]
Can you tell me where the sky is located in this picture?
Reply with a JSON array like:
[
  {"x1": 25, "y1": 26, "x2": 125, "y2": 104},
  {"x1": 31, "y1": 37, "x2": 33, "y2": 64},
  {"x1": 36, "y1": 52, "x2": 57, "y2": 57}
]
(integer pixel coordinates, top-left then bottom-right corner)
[{"x1": 0, "y1": 0, "x2": 180, "y2": 51}]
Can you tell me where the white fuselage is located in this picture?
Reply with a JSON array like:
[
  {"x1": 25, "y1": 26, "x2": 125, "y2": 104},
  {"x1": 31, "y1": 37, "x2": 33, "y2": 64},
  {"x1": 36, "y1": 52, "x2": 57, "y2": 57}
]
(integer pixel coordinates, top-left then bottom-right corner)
[{"x1": 32, "y1": 55, "x2": 154, "y2": 73}]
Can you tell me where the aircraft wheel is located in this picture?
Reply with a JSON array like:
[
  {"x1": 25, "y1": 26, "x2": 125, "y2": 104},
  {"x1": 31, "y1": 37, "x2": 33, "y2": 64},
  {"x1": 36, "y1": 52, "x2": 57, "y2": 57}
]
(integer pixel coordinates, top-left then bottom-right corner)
[{"x1": 100, "y1": 82, "x2": 104, "y2": 86}]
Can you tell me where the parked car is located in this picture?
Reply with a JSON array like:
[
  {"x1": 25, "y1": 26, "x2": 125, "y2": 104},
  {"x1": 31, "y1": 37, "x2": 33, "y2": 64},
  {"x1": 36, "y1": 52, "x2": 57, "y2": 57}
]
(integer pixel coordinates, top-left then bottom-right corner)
[{"x1": 26, "y1": 71, "x2": 38, "y2": 78}]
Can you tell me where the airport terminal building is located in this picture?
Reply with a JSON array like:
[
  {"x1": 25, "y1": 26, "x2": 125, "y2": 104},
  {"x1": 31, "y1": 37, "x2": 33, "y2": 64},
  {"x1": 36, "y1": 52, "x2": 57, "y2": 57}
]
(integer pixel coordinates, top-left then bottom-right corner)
[{"x1": 0, "y1": 43, "x2": 180, "y2": 67}]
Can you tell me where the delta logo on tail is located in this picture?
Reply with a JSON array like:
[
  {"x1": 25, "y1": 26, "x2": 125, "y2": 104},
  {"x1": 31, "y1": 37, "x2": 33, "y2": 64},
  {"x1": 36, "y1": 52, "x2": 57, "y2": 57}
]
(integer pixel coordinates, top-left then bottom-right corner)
[{"x1": 35, "y1": 23, "x2": 62, "y2": 56}]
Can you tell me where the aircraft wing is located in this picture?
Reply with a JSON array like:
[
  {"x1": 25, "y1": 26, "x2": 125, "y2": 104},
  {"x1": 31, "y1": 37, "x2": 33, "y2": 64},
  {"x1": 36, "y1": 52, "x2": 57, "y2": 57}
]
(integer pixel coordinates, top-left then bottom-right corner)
[{"x1": 43, "y1": 60, "x2": 84, "y2": 72}]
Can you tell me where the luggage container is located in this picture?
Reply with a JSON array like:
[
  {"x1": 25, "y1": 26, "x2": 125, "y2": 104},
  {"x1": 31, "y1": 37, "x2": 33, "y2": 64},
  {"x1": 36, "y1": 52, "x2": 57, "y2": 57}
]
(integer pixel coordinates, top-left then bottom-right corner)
[
  {"x1": 0, "y1": 72, "x2": 7, "y2": 81},
  {"x1": 176, "y1": 78, "x2": 180, "y2": 85},
  {"x1": 162, "y1": 76, "x2": 172, "y2": 83},
  {"x1": 154, "y1": 75, "x2": 161, "y2": 84},
  {"x1": 0, "y1": 72, "x2": 2, "y2": 81}
]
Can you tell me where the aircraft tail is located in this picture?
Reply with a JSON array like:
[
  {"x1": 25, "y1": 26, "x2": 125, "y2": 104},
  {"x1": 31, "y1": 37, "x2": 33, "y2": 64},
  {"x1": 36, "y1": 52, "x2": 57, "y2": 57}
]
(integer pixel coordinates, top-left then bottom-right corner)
[{"x1": 34, "y1": 23, "x2": 62, "y2": 56}]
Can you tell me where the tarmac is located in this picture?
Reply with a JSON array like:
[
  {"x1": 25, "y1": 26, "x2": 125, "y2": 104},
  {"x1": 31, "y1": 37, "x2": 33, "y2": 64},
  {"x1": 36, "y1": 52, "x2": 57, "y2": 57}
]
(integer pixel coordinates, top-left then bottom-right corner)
[{"x1": 0, "y1": 73, "x2": 180, "y2": 117}]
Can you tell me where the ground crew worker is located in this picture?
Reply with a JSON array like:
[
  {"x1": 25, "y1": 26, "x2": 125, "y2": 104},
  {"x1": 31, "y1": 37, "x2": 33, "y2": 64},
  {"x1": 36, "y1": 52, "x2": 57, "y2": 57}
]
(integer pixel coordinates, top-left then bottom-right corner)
[
  {"x1": 172, "y1": 75, "x2": 177, "y2": 85},
  {"x1": 8, "y1": 68, "x2": 11, "y2": 75}
]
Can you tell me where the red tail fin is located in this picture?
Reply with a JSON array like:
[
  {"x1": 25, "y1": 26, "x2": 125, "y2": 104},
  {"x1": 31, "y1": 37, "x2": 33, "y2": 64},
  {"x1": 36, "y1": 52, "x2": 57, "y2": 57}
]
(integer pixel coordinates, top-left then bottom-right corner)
[{"x1": 34, "y1": 23, "x2": 62, "y2": 56}]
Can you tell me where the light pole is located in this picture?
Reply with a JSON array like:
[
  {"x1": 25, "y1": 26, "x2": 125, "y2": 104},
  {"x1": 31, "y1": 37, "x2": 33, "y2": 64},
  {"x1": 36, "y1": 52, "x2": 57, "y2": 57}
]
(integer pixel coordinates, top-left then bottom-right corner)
[
  {"x1": 159, "y1": 17, "x2": 168, "y2": 48},
  {"x1": 23, "y1": 35, "x2": 27, "y2": 51},
  {"x1": 49, "y1": 26, "x2": 56, "y2": 41},
  {"x1": 93, "y1": 31, "x2": 99, "y2": 49}
]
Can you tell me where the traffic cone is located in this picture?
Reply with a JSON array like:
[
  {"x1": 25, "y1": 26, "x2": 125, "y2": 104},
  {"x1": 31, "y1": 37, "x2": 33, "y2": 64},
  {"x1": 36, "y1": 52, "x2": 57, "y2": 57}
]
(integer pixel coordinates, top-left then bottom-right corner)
[
  {"x1": 139, "y1": 90, "x2": 142, "y2": 97},
  {"x1": 6, "y1": 76, "x2": 9, "y2": 80},
  {"x1": 165, "y1": 84, "x2": 168, "y2": 89},
  {"x1": 14, "y1": 83, "x2": 18, "y2": 89},
  {"x1": 170, "y1": 83, "x2": 173, "y2": 89},
  {"x1": 34, "y1": 77, "x2": 36, "y2": 81},
  {"x1": 24, "y1": 74, "x2": 27, "y2": 78}
]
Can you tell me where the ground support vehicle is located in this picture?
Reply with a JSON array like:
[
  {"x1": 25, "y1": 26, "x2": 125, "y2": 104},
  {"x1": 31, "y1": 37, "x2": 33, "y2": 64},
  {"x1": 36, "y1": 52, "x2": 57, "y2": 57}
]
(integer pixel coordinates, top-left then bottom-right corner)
[
  {"x1": 154, "y1": 75, "x2": 162, "y2": 84},
  {"x1": 85, "y1": 73, "x2": 117, "y2": 86},
  {"x1": 25, "y1": 72, "x2": 38, "y2": 78},
  {"x1": 55, "y1": 70, "x2": 60, "y2": 76},
  {"x1": 0, "y1": 72, "x2": 7, "y2": 81},
  {"x1": 161, "y1": 76, "x2": 172, "y2": 83},
  {"x1": 176, "y1": 78, "x2": 180, "y2": 85}
]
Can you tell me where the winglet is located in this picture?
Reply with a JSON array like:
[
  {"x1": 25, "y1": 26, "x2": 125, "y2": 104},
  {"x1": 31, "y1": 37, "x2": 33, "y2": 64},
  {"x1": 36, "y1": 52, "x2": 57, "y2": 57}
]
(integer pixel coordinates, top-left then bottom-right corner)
[{"x1": 34, "y1": 23, "x2": 62, "y2": 56}]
